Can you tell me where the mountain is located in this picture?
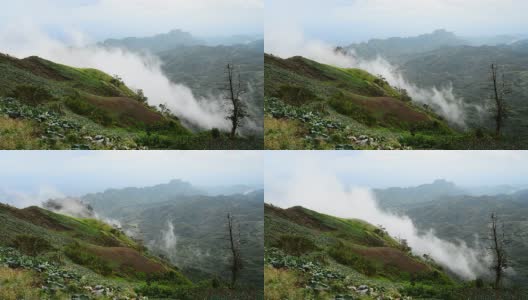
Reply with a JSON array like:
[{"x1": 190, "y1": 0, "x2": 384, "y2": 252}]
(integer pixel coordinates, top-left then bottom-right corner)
[
  {"x1": 201, "y1": 34, "x2": 264, "y2": 46},
  {"x1": 374, "y1": 179, "x2": 465, "y2": 209},
  {"x1": 263, "y1": 53, "x2": 483, "y2": 150},
  {"x1": 101, "y1": 29, "x2": 204, "y2": 53},
  {"x1": 0, "y1": 202, "x2": 195, "y2": 299},
  {"x1": 100, "y1": 30, "x2": 264, "y2": 134},
  {"x1": 81, "y1": 181, "x2": 264, "y2": 289},
  {"x1": 0, "y1": 53, "x2": 261, "y2": 150},
  {"x1": 400, "y1": 44, "x2": 528, "y2": 138},
  {"x1": 374, "y1": 184, "x2": 528, "y2": 288},
  {"x1": 346, "y1": 29, "x2": 466, "y2": 62},
  {"x1": 158, "y1": 40, "x2": 264, "y2": 128},
  {"x1": 263, "y1": 204, "x2": 500, "y2": 299},
  {"x1": 344, "y1": 30, "x2": 528, "y2": 145}
]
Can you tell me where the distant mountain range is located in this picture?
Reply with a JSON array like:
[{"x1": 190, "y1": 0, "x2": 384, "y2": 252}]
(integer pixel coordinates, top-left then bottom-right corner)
[
  {"x1": 80, "y1": 179, "x2": 264, "y2": 288},
  {"x1": 374, "y1": 180, "x2": 528, "y2": 287},
  {"x1": 101, "y1": 29, "x2": 264, "y2": 134},
  {"x1": 345, "y1": 30, "x2": 528, "y2": 140}
]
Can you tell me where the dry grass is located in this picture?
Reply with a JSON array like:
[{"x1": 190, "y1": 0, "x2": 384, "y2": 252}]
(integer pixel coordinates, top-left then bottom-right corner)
[
  {"x1": 264, "y1": 266, "x2": 306, "y2": 300},
  {"x1": 0, "y1": 116, "x2": 41, "y2": 149},
  {"x1": 264, "y1": 116, "x2": 307, "y2": 150},
  {"x1": 0, "y1": 267, "x2": 41, "y2": 299}
]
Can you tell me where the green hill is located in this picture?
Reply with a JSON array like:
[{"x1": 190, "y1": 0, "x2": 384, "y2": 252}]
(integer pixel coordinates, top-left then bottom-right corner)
[
  {"x1": 0, "y1": 53, "x2": 261, "y2": 150},
  {"x1": 264, "y1": 54, "x2": 523, "y2": 150},
  {"x1": 263, "y1": 203, "x2": 526, "y2": 300},
  {"x1": 0, "y1": 203, "x2": 193, "y2": 299},
  {"x1": 263, "y1": 54, "x2": 497, "y2": 150},
  {"x1": 264, "y1": 204, "x2": 462, "y2": 299},
  {"x1": 0, "y1": 202, "x2": 261, "y2": 299},
  {"x1": 81, "y1": 182, "x2": 264, "y2": 290}
]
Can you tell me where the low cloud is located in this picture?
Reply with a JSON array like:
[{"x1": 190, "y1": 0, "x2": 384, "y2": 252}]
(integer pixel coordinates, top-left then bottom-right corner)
[
  {"x1": 0, "y1": 23, "x2": 230, "y2": 130},
  {"x1": 161, "y1": 220, "x2": 178, "y2": 254},
  {"x1": 266, "y1": 163, "x2": 493, "y2": 280},
  {"x1": 265, "y1": 25, "x2": 472, "y2": 126}
]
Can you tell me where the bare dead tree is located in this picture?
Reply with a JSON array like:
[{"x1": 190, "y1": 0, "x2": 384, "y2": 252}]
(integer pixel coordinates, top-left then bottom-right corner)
[
  {"x1": 222, "y1": 64, "x2": 248, "y2": 138},
  {"x1": 487, "y1": 64, "x2": 512, "y2": 137},
  {"x1": 486, "y1": 213, "x2": 512, "y2": 289},
  {"x1": 225, "y1": 212, "x2": 243, "y2": 288}
]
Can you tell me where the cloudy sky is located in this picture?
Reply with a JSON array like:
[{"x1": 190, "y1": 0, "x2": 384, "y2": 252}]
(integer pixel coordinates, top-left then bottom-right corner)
[
  {"x1": 266, "y1": 0, "x2": 528, "y2": 44},
  {"x1": 265, "y1": 151, "x2": 528, "y2": 197},
  {"x1": 0, "y1": 0, "x2": 263, "y2": 42},
  {"x1": 0, "y1": 151, "x2": 262, "y2": 207}
]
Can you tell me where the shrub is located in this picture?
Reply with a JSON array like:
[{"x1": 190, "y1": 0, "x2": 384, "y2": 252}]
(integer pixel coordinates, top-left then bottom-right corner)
[
  {"x1": 211, "y1": 128, "x2": 221, "y2": 139},
  {"x1": 328, "y1": 92, "x2": 377, "y2": 126},
  {"x1": 277, "y1": 85, "x2": 316, "y2": 106},
  {"x1": 11, "y1": 234, "x2": 51, "y2": 256},
  {"x1": 64, "y1": 242, "x2": 112, "y2": 276},
  {"x1": 275, "y1": 234, "x2": 317, "y2": 256},
  {"x1": 64, "y1": 97, "x2": 113, "y2": 126},
  {"x1": 9, "y1": 85, "x2": 53, "y2": 105},
  {"x1": 328, "y1": 242, "x2": 377, "y2": 276}
]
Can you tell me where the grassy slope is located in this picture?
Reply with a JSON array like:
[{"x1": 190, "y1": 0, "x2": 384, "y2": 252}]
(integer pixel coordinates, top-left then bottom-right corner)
[
  {"x1": 264, "y1": 54, "x2": 513, "y2": 150},
  {"x1": 0, "y1": 53, "x2": 262, "y2": 149},
  {"x1": 0, "y1": 203, "x2": 192, "y2": 299},
  {"x1": 264, "y1": 204, "x2": 471, "y2": 299}
]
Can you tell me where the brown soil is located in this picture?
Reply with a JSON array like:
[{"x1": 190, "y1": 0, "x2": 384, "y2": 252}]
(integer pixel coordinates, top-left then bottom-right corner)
[
  {"x1": 84, "y1": 94, "x2": 164, "y2": 126},
  {"x1": 0, "y1": 54, "x2": 70, "y2": 81},
  {"x1": 0, "y1": 204, "x2": 70, "y2": 231},
  {"x1": 353, "y1": 96, "x2": 430, "y2": 123},
  {"x1": 89, "y1": 246, "x2": 167, "y2": 274},
  {"x1": 265, "y1": 204, "x2": 335, "y2": 232},
  {"x1": 265, "y1": 54, "x2": 334, "y2": 81},
  {"x1": 354, "y1": 246, "x2": 430, "y2": 274}
]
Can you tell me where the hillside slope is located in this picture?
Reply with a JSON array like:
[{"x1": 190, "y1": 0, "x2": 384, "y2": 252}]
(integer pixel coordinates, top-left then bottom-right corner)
[
  {"x1": 264, "y1": 204, "x2": 459, "y2": 300},
  {"x1": 0, "y1": 53, "x2": 261, "y2": 150},
  {"x1": 81, "y1": 182, "x2": 264, "y2": 289},
  {"x1": 0, "y1": 203, "x2": 192, "y2": 299},
  {"x1": 264, "y1": 204, "x2": 528, "y2": 299},
  {"x1": 264, "y1": 54, "x2": 469, "y2": 150},
  {"x1": 376, "y1": 191, "x2": 528, "y2": 288}
]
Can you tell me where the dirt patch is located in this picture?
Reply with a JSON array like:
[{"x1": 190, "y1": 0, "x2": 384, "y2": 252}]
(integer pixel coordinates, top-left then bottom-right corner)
[
  {"x1": 0, "y1": 55, "x2": 71, "y2": 81},
  {"x1": 265, "y1": 54, "x2": 335, "y2": 82},
  {"x1": 355, "y1": 96, "x2": 430, "y2": 124},
  {"x1": 1, "y1": 205, "x2": 71, "y2": 231},
  {"x1": 265, "y1": 204, "x2": 335, "y2": 232},
  {"x1": 89, "y1": 246, "x2": 167, "y2": 274},
  {"x1": 84, "y1": 94, "x2": 164, "y2": 126},
  {"x1": 354, "y1": 246, "x2": 430, "y2": 274}
]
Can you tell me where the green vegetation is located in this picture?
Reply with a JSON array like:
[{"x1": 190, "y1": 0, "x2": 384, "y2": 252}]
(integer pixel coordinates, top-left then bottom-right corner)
[
  {"x1": 11, "y1": 234, "x2": 51, "y2": 256},
  {"x1": 0, "y1": 52, "x2": 262, "y2": 149},
  {"x1": 264, "y1": 53, "x2": 523, "y2": 149},
  {"x1": 0, "y1": 202, "x2": 258, "y2": 299},
  {"x1": 264, "y1": 203, "x2": 507, "y2": 299},
  {"x1": 82, "y1": 185, "x2": 264, "y2": 290},
  {"x1": 64, "y1": 242, "x2": 113, "y2": 276}
]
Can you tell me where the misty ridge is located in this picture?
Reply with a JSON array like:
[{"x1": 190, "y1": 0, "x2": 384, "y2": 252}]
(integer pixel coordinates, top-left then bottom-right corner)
[
  {"x1": 266, "y1": 27, "x2": 528, "y2": 129},
  {"x1": 267, "y1": 167, "x2": 528, "y2": 285},
  {"x1": 3, "y1": 179, "x2": 265, "y2": 288},
  {"x1": 0, "y1": 24, "x2": 263, "y2": 135}
]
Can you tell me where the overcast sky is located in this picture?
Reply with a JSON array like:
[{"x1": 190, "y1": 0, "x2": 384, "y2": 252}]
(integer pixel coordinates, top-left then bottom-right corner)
[
  {"x1": 0, "y1": 0, "x2": 263, "y2": 42},
  {"x1": 0, "y1": 151, "x2": 262, "y2": 207},
  {"x1": 266, "y1": 0, "x2": 528, "y2": 44},
  {"x1": 265, "y1": 151, "x2": 528, "y2": 195}
]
